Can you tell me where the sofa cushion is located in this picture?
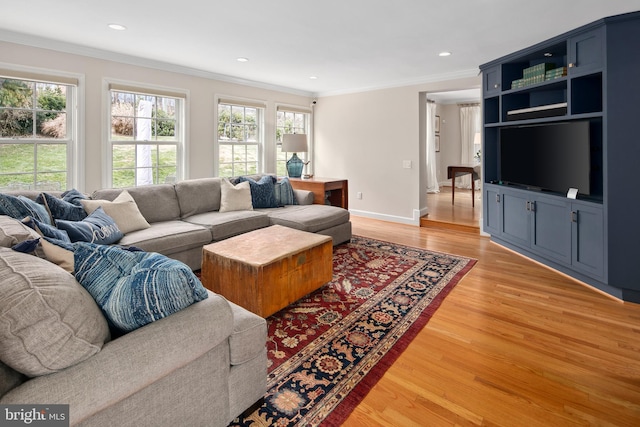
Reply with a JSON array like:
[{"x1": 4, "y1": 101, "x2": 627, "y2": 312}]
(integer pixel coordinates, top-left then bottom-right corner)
[
  {"x1": 91, "y1": 185, "x2": 181, "y2": 224},
  {"x1": 238, "y1": 175, "x2": 278, "y2": 208},
  {"x1": 56, "y1": 207, "x2": 124, "y2": 244},
  {"x1": 116, "y1": 220, "x2": 212, "y2": 255},
  {"x1": 0, "y1": 247, "x2": 110, "y2": 377},
  {"x1": 219, "y1": 179, "x2": 253, "y2": 213},
  {"x1": 184, "y1": 210, "x2": 270, "y2": 241},
  {"x1": 81, "y1": 190, "x2": 151, "y2": 234},
  {"x1": 227, "y1": 301, "x2": 268, "y2": 366},
  {"x1": 0, "y1": 215, "x2": 41, "y2": 248},
  {"x1": 262, "y1": 204, "x2": 350, "y2": 233},
  {"x1": 175, "y1": 177, "x2": 222, "y2": 218},
  {"x1": 73, "y1": 242, "x2": 208, "y2": 333}
]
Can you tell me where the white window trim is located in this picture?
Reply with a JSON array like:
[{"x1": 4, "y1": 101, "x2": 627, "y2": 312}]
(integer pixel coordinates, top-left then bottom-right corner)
[
  {"x1": 103, "y1": 78, "x2": 189, "y2": 188},
  {"x1": 0, "y1": 62, "x2": 85, "y2": 191}
]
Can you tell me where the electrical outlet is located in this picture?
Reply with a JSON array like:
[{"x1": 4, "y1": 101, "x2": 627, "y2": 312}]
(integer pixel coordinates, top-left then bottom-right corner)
[
  {"x1": 357, "y1": 192, "x2": 363, "y2": 199},
  {"x1": 402, "y1": 160, "x2": 412, "y2": 169}
]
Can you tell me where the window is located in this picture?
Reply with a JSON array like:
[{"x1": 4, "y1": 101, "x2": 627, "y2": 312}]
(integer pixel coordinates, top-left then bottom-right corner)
[
  {"x1": 108, "y1": 85, "x2": 184, "y2": 188},
  {"x1": 217, "y1": 100, "x2": 264, "y2": 177},
  {"x1": 0, "y1": 75, "x2": 76, "y2": 191},
  {"x1": 276, "y1": 107, "x2": 309, "y2": 176}
]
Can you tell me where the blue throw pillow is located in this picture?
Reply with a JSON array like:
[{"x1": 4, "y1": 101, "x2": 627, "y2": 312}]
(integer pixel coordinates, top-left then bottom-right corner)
[
  {"x1": 22, "y1": 216, "x2": 71, "y2": 242},
  {"x1": 56, "y1": 207, "x2": 124, "y2": 244},
  {"x1": 73, "y1": 242, "x2": 208, "y2": 333},
  {"x1": 38, "y1": 192, "x2": 87, "y2": 222},
  {"x1": 0, "y1": 194, "x2": 51, "y2": 223},
  {"x1": 17, "y1": 196, "x2": 52, "y2": 224},
  {"x1": 61, "y1": 188, "x2": 87, "y2": 205},
  {"x1": 274, "y1": 177, "x2": 298, "y2": 206},
  {"x1": 238, "y1": 175, "x2": 278, "y2": 208}
]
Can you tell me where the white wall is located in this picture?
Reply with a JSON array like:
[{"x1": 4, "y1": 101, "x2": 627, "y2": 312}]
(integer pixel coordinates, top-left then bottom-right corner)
[
  {"x1": 0, "y1": 40, "x2": 312, "y2": 193},
  {"x1": 315, "y1": 77, "x2": 479, "y2": 224},
  {"x1": 2, "y1": 39, "x2": 481, "y2": 224},
  {"x1": 435, "y1": 103, "x2": 463, "y2": 185}
]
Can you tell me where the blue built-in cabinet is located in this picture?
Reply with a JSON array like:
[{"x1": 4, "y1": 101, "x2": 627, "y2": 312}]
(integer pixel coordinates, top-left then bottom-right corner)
[{"x1": 480, "y1": 11, "x2": 640, "y2": 302}]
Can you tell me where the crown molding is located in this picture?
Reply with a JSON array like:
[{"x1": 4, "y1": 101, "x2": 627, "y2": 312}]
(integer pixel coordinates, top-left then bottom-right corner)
[
  {"x1": 313, "y1": 68, "x2": 480, "y2": 98},
  {"x1": 0, "y1": 29, "x2": 314, "y2": 98}
]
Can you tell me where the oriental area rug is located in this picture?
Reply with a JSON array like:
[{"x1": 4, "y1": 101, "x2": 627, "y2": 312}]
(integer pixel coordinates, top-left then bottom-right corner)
[{"x1": 228, "y1": 235, "x2": 476, "y2": 427}]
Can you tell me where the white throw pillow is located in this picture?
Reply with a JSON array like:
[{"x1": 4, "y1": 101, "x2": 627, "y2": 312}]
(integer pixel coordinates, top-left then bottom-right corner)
[
  {"x1": 219, "y1": 179, "x2": 253, "y2": 213},
  {"x1": 81, "y1": 190, "x2": 151, "y2": 234}
]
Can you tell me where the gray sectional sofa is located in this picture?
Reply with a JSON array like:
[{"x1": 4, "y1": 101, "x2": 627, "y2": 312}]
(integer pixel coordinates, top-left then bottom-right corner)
[
  {"x1": 90, "y1": 175, "x2": 352, "y2": 270},
  {"x1": 0, "y1": 174, "x2": 351, "y2": 426}
]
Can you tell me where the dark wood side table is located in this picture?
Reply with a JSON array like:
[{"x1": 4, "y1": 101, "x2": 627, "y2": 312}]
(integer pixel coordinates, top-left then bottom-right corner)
[
  {"x1": 447, "y1": 165, "x2": 480, "y2": 207},
  {"x1": 289, "y1": 177, "x2": 348, "y2": 209}
]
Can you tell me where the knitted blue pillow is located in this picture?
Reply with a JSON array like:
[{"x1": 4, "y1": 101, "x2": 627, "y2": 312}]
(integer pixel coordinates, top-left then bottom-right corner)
[
  {"x1": 238, "y1": 175, "x2": 278, "y2": 208},
  {"x1": 56, "y1": 207, "x2": 123, "y2": 244},
  {"x1": 73, "y1": 242, "x2": 208, "y2": 333}
]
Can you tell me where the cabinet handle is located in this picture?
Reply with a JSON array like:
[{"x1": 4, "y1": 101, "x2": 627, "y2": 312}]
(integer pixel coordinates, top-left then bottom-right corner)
[
  {"x1": 568, "y1": 62, "x2": 575, "y2": 68},
  {"x1": 496, "y1": 194, "x2": 500, "y2": 203},
  {"x1": 571, "y1": 211, "x2": 578, "y2": 223},
  {"x1": 494, "y1": 83, "x2": 500, "y2": 88}
]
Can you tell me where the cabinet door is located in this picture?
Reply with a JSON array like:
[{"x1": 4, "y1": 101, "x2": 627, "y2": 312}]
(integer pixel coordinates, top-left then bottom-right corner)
[
  {"x1": 500, "y1": 189, "x2": 530, "y2": 247},
  {"x1": 530, "y1": 196, "x2": 571, "y2": 264},
  {"x1": 484, "y1": 185, "x2": 501, "y2": 235},
  {"x1": 571, "y1": 203, "x2": 604, "y2": 280},
  {"x1": 568, "y1": 27, "x2": 603, "y2": 77},
  {"x1": 483, "y1": 66, "x2": 501, "y2": 96}
]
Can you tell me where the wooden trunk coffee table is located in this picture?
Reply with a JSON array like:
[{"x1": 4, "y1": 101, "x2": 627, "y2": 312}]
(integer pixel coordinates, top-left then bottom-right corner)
[{"x1": 201, "y1": 225, "x2": 333, "y2": 317}]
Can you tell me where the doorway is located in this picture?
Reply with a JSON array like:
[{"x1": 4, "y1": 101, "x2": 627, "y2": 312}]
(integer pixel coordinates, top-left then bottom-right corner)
[{"x1": 422, "y1": 89, "x2": 482, "y2": 233}]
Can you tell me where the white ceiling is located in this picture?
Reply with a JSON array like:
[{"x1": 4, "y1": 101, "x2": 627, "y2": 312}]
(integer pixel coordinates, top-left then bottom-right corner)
[{"x1": 1, "y1": 1, "x2": 639, "y2": 96}]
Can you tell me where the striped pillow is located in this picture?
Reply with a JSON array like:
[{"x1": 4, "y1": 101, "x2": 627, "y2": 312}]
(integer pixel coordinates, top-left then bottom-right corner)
[{"x1": 73, "y1": 242, "x2": 208, "y2": 333}]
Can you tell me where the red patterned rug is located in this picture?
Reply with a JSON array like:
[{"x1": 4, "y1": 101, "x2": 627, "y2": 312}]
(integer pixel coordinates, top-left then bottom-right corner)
[{"x1": 228, "y1": 235, "x2": 476, "y2": 426}]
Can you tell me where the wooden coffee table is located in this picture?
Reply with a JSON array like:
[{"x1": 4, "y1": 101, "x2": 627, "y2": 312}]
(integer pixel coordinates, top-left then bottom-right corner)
[{"x1": 201, "y1": 225, "x2": 333, "y2": 317}]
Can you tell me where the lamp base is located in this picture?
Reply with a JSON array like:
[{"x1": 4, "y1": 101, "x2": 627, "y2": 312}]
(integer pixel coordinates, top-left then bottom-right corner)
[{"x1": 286, "y1": 153, "x2": 303, "y2": 178}]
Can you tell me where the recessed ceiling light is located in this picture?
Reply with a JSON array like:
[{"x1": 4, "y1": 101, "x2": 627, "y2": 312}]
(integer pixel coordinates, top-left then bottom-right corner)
[
  {"x1": 544, "y1": 52, "x2": 553, "y2": 57},
  {"x1": 108, "y1": 24, "x2": 127, "y2": 31},
  {"x1": 438, "y1": 51, "x2": 452, "y2": 57},
  {"x1": 309, "y1": 76, "x2": 318, "y2": 80},
  {"x1": 237, "y1": 57, "x2": 249, "y2": 62}
]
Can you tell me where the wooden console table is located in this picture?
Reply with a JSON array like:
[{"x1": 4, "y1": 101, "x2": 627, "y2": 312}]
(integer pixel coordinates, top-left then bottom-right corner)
[
  {"x1": 447, "y1": 165, "x2": 480, "y2": 207},
  {"x1": 289, "y1": 178, "x2": 348, "y2": 209}
]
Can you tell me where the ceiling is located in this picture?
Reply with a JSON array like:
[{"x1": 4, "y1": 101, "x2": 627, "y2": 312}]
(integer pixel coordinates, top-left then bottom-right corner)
[{"x1": 1, "y1": 1, "x2": 639, "y2": 96}]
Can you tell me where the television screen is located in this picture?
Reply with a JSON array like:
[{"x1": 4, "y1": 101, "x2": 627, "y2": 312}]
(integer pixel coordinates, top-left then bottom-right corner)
[{"x1": 499, "y1": 121, "x2": 591, "y2": 195}]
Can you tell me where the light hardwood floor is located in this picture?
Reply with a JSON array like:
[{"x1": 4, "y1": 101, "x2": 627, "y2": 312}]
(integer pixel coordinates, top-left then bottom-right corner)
[{"x1": 343, "y1": 215, "x2": 640, "y2": 426}]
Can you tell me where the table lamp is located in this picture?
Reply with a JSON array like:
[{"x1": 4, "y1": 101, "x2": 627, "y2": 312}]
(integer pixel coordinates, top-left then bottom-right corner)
[{"x1": 281, "y1": 134, "x2": 308, "y2": 178}]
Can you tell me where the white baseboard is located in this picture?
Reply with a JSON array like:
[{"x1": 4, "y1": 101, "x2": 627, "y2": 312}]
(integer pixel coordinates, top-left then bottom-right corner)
[{"x1": 349, "y1": 209, "x2": 421, "y2": 226}]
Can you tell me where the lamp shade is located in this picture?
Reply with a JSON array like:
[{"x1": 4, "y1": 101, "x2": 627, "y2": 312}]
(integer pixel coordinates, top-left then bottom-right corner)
[{"x1": 282, "y1": 134, "x2": 308, "y2": 153}]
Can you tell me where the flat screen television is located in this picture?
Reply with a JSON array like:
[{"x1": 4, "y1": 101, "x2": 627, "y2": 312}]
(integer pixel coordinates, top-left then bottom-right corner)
[{"x1": 499, "y1": 121, "x2": 591, "y2": 196}]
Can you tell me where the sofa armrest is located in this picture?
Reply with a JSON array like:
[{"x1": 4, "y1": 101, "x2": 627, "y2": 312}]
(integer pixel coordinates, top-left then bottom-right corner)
[
  {"x1": 1, "y1": 292, "x2": 233, "y2": 424},
  {"x1": 294, "y1": 189, "x2": 314, "y2": 205}
]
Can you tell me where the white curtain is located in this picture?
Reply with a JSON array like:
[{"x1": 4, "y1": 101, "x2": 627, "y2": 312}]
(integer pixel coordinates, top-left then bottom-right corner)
[
  {"x1": 426, "y1": 101, "x2": 439, "y2": 193},
  {"x1": 458, "y1": 104, "x2": 481, "y2": 188}
]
